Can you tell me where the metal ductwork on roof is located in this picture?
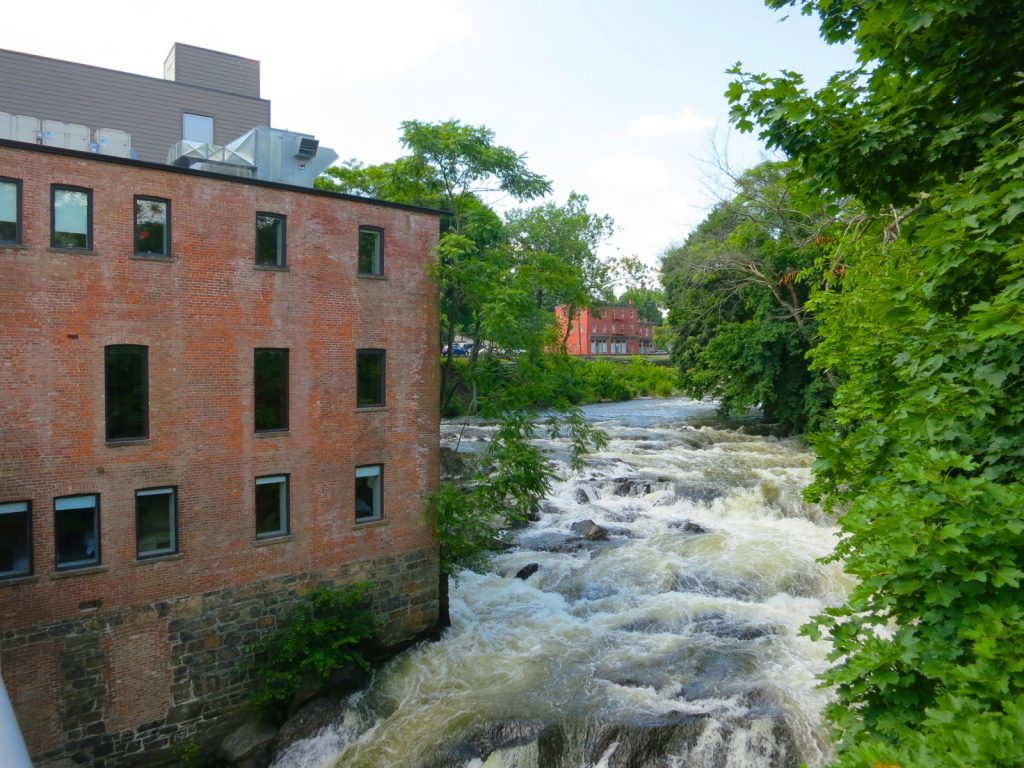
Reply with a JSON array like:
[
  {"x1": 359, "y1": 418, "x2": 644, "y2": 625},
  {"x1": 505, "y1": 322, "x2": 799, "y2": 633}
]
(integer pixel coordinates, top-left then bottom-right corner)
[{"x1": 167, "y1": 126, "x2": 338, "y2": 188}]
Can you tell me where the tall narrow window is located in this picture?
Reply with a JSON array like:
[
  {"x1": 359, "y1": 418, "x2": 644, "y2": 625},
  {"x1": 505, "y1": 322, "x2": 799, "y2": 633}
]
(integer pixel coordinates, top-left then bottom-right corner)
[
  {"x1": 136, "y1": 487, "x2": 177, "y2": 558},
  {"x1": 355, "y1": 465, "x2": 382, "y2": 522},
  {"x1": 256, "y1": 213, "x2": 286, "y2": 267},
  {"x1": 55, "y1": 494, "x2": 99, "y2": 570},
  {"x1": 182, "y1": 112, "x2": 214, "y2": 144},
  {"x1": 135, "y1": 197, "x2": 170, "y2": 256},
  {"x1": 105, "y1": 345, "x2": 148, "y2": 441},
  {"x1": 51, "y1": 185, "x2": 92, "y2": 249},
  {"x1": 356, "y1": 349, "x2": 385, "y2": 407},
  {"x1": 0, "y1": 501, "x2": 31, "y2": 578},
  {"x1": 0, "y1": 178, "x2": 21, "y2": 244},
  {"x1": 255, "y1": 475, "x2": 289, "y2": 538},
  {"x1": 254, "y1": 348, "x2": 289, "y2": 431},
  {"x1": 358, "y1": 226, "x2": 383, "y2": 275}
]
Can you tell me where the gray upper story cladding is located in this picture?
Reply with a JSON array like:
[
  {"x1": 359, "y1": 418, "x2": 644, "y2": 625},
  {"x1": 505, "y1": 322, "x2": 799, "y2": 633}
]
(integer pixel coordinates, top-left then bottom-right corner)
[{"x1": 0, "y1": 43, "x2": 270, "y2": 163}]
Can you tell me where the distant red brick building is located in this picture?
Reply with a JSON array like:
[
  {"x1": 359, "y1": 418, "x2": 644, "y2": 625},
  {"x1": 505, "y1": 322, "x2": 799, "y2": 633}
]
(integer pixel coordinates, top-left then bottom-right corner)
[
  {"x1": 0, "y1": 138, "x2": 441, "y2": 764},
  {"x1": 556, "y1": 304, "x2": 659, "y2": 356}
]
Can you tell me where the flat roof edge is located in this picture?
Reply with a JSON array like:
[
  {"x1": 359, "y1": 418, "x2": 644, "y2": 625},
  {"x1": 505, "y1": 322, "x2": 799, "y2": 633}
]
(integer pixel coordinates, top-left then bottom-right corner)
[{"x1": 0, "y1": 138, "x2": 444, "y2": 217}]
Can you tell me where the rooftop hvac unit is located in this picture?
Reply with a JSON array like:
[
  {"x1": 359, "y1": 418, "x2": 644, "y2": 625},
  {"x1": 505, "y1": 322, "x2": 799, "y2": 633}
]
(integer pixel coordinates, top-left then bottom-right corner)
[
  {"x1": 41, "y1": 120, "x2": 90, "y2": 152},
  {"x1": 92, "y1": 128, "x2": 132, "y2": 158},
  {"x1": 0, "y1": 113, "x2": 42, "y2": 144},
  {"x1": 167, "y1": 126, "x2": 337, "y2": 188}
]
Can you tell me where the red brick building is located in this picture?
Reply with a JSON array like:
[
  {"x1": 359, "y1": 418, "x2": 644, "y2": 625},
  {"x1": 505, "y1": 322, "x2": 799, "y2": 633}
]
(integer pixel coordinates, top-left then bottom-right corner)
[
  {"x1": 556, "y1": 303, "x2": 659, "y2": 356},
  {"x1": 0, "y1": 138, "x2": 441, "y2": 764}
]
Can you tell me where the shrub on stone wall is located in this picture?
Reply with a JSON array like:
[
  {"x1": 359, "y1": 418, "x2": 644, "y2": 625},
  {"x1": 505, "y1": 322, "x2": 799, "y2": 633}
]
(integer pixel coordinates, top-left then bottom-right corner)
[{"x1": 248, "y1": 583, "x2": 378, "y2": 720}]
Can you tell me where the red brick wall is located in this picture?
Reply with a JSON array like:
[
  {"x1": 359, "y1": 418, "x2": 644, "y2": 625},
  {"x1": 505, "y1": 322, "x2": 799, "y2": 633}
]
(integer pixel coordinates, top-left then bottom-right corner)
[{"x1": 0, "y1": 140, "x2": 441, "y2": 727}]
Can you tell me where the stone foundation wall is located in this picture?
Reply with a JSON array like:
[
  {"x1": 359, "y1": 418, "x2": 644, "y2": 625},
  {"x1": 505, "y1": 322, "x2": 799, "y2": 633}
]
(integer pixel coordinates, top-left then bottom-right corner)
[{"x1": 0, "y1": 548, "x2": 438, "y2": 767}]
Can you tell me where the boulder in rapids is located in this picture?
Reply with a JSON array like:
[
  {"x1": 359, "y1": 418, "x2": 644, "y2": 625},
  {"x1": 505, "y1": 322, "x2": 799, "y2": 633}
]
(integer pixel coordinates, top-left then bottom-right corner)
[
  {"x1": 515, "y1": 563, "x2": 540, "y2": 580},
  {"x1": 570, "y1": 519, "x2": 610, "y2": 540}
]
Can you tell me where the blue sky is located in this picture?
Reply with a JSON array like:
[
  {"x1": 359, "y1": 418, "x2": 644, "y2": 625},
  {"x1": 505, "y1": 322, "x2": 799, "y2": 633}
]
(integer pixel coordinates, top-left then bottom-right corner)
[{"x1": 5, "y1": 0, "x2": 853, "y2": 269}]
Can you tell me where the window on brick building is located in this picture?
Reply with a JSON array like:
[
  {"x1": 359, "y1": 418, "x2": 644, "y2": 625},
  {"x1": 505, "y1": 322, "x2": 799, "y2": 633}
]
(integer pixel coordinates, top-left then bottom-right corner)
[
  {"x1": 356, "y1": 349, "x2": 385, "y2": 407},
  {"x1": 255, "y1": 474, "x2": 289, "y2": 537},
  {"x1": 51, "y1": 185, "x2": 92, "y2": 249},
  {"x1": 256, "y1": 213, "x2": 286, "y2": 267},
  {"x1": 134, "y1": 197, "x2": 170, "y2": 256},
  {"x1": 0, "y1": 501, "x2": 31, "y2": 578},
  {"x1": 55, "y1": 494, "x2": 100, "y2": 570},
  {"x1": 105, "y1": 345, "x2": 148, "y2": 441},
  {"x1": 355, "y1": 465, "x2": 382, "y2": 522},
  {"x1": 136, "y1": 487, "x2": 177, "y2": 558},
  {"x1": 0, "y1": 178, "x2": 21, "y2": 244},
  {"x1": 358, "y1": 226, "x2": 383, "y2": 275},
  {"x1": 254, "y1": 348, "x2": 289, "y2": 431}
]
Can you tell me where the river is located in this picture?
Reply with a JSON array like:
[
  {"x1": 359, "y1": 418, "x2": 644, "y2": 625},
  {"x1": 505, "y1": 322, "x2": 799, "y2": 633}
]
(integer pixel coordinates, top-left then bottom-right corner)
[{"x1": 272, "y1": 397, "x2": 850, "y2": 768}]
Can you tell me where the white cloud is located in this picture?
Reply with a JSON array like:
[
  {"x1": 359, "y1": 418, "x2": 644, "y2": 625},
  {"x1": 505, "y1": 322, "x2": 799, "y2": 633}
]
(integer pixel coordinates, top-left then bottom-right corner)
[
  {"x1": 629, "y1": 106, "x2": 714, "y2": 138},
  {"x1": 586, "y1": 154, "x2": 671, "y2": 193}
]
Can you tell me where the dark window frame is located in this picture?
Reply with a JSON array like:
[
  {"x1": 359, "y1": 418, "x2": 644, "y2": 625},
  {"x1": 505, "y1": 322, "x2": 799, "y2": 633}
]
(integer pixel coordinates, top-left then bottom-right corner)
[
  {"x1": 356, "y1": 349, "x2": 386, "y2": 408},
  {"x1": 54, "y1": 493, "x2": 101, "y2": 571},
  {"x1": 254, "y1": 348, "x2": 290, "y2": 432},
  {"x1": 105, "y1": 344, "x2": 149, "y2": 442},
  {"x1": 135, "y1": 486, "x2": 178, "y2": 559},
  {"x1": 134, "y1": 195, "x2": 171, "y2": 257},
  {"x1": 0, "y1": 500, "x2": 32, "y2": 579},
  {"x1": 255, "y1": 212, "x2": 287, "y2": 268},
  {"x1": 355, "y1": 464, "x2": 383, "y2": 522},
  {"x1": 0, "y1": 177, "x2": 22, "y2": 245},
  {"x1": 50, "y1": 184, "x2": 93, "y2": 250},
  {"x1": 357, "y1": 226, "x2": 384, "y2": 276},
  {"x1": 255, "y1": 473, "x2": 290, "y2": 538}
]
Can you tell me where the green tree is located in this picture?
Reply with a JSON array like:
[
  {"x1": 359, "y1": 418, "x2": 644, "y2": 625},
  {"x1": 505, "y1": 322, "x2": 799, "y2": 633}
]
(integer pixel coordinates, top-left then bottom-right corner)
[
  {"x1": 730, "y1": 3, "x2": 1024, "y2": 765},
  {"x1": 495, "y1": 192, "x2": 615, "y2": 351},
  {"x1": 319, "y1": 119, "x2": 551, "y2": 411},
  {"x1": 615, "y1": 256, "x2": 664, "y2": 324},
  {"x1": 661, "y1": 161, "x2": 841, "y2": 433}
]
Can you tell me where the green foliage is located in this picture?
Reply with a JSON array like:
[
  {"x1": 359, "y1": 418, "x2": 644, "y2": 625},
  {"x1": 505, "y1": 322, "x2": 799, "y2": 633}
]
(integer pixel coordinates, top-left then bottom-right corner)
[
  {"x1": 731, "y1": 3, "x2": 1024, "y2": 764},
  {"x1": 728, "y1": 1, "x2": 1023, "y2": 209},
  {"x1": 442, "y1": 355, "x2": 676, "y2": 416},
  {"x1": 172, "y1": 737, "x2": 200, "y2": 768},
  {"x1": 660, "y1": 161, "x2": 839, "y2": 433},
  {"x1": 249, "y1": 584, "x2": 378, "y2": 720},
  {"x1": 429, "y1": 408, "x2": 607, "y2": 577},
  {"x1": 615, "y1": 256, "x2": 665, "y2": 323}
]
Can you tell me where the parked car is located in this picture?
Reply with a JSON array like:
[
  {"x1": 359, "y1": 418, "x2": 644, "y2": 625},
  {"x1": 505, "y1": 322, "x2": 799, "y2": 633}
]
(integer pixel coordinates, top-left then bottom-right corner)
[{"x1": 442, "y1": 343, "x2": 471, "y2": 357}]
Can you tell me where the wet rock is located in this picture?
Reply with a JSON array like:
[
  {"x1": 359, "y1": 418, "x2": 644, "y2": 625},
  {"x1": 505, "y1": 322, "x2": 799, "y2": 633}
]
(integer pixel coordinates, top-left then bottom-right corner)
[
  {"x1": 618, "y1": 618, "x2": 673, "y2": 634},
  {"x1": 667, "y1": 519, "x2": 711, "y2": 534},
  {"x1": 609, "y1": 476, "x2": 674, "y2": 498},
  {"x1": 682, "y1": 521, "x2": 710, "y2": 534},
  {"x1": 271, "y1": 696, "x2": 344, "y2": 754},
  {"x1": 515, "y1": 563, "x2": 540, "y2": 580},
  {"x1": 570, "y1": 520, "x2": 609, "y2": 541},
  {"x1": 573, "y1": 486, "x2": 597, "y2": 503},
  {"x1": 673, "y1": 482, "x2": 727, "y2": 504},
  {"x1": 218, "y1": 720, "x2": 278, "y2": 768},
  {"x1": 470, "y1": 719, "x2": 545, "y2": 754},
  {"x1": 674, "y1": 572, "x2": 765, "y2": 601},
  {"x1": 532, "y1": 713, "x2": 799, "y2": 768},
  {"x1": 518, "y1": 532, "x2": 585, "y2": 553},
  {"x1": 540, "y1": 501, "x2": 562, "y2": 515},
  {"x1": 689, "y1": 612, "x2": 778, "y2": 640},
  {"x1": 605, "y1": 508, "x2": 638, "y2": 523},
  {"x1": 440, "y1": 446, "x2": 476, "y2": 482}
]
